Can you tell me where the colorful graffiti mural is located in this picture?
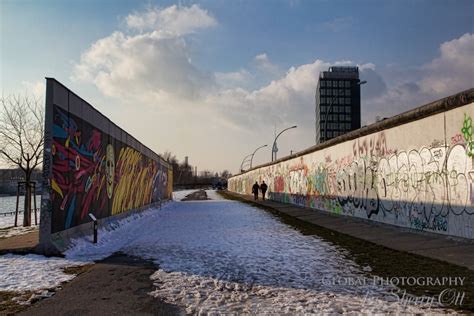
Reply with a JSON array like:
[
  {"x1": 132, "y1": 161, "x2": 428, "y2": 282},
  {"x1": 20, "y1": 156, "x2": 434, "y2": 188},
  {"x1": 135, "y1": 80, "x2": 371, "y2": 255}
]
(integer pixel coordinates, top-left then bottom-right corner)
[
  {"x1": 229, "y1": 105, "x2": 474, "y2": 239},
  {"x1": 51, "y1": 106, "x2": 170, "y2": 233}
]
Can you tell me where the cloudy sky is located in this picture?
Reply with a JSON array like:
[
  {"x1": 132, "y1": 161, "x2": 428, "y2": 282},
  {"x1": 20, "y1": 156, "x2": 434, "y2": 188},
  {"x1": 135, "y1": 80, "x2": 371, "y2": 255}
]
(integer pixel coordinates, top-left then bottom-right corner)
[{"x1": 1, "y1": 0, "x2": 473, "y2": 174}]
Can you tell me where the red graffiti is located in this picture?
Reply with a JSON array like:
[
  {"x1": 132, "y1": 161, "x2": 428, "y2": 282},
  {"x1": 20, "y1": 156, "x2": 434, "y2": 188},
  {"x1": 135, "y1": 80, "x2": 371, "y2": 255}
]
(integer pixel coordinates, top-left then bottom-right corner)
[{"x1": 451, "y1": 133, "x2": 464, "y2": 145}]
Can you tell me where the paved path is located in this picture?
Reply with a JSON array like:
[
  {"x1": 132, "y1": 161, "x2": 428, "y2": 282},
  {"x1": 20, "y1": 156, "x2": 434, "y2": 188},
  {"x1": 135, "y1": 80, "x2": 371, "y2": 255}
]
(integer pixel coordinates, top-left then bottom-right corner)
[
  {"x1": 227, "y1": 192, "x2": 474, "y2": 270},
  {"x1": 0, "y1": 230, "x2": 38, "y2": 255},
  {"x1": 20, "y1": 254, "x2": 183, "y2": 316}
]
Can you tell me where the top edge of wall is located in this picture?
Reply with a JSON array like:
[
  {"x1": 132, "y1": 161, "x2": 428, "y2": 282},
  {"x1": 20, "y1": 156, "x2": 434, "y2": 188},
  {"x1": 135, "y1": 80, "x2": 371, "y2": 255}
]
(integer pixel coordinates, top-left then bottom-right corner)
[
  {"x1": 45, "y1": 77, "x2": 171, "y2": 169},
  {"x1": 232, "y1": 87, "x2": 474, "y2": 179}
]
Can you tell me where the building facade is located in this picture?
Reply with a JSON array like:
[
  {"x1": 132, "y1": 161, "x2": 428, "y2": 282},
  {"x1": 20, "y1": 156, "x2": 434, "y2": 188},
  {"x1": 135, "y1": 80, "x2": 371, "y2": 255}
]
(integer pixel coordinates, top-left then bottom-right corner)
[{"x1": 315, "y1": 66, "x2": 361, "y2": 144}]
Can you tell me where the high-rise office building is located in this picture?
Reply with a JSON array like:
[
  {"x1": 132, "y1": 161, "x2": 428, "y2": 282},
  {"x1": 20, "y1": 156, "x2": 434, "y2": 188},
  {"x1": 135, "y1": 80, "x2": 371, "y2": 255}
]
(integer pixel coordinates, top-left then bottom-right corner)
[{"x1": 315, "y1": 66, "x2": 361, "y2": 144}]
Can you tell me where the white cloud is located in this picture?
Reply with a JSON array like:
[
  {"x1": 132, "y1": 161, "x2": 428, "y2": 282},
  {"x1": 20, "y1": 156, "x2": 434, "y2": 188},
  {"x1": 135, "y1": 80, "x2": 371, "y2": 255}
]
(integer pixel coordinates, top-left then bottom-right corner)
[
  {"x1": 20, "y1": 80, "x2": 45, "y2": 99},
  {"x1": 362, "y1": 33, "x2": 474, "y2": 123},
  {"x1": 215, "y1": 69, "x2": 252, "y2": 88},
  {"x1": 207, "y1": 60, "x2": 332, "y2": 136},
  {"x1": 125, "y1": 5, "x2": 217, "y2": 36},
  {"x1": 254, "y1": 53, "x2": 280, "y2": 76},
  {"x1": 71, "y1": 6, "x2": 473, "y2": 173},
  {"x1": 419, "y1": 33, "x2": 474, "y2": 96},
  {"x1": 72, "y1": 6, "x2": 217, "y2": 106}
]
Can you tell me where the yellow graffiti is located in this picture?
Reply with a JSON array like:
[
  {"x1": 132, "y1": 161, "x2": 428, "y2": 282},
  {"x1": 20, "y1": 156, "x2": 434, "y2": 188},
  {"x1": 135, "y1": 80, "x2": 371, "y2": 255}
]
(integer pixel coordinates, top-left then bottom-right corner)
[
  {"x1": 51, "y1": 179, "x2": 63, "y2": 199},
  {"x1": 111, "y1": 147, "x2": 158, "y2": 215}
]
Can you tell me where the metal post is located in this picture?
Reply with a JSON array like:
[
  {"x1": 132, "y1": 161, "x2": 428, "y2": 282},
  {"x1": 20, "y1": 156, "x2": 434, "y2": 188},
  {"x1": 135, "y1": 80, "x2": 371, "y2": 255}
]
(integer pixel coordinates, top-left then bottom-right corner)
[
  {"x1": 14, "y1": 183, "x2": 20, "y2": 227},
  {"x1": 272, "y1": 125, "x2": 297, "y2": 161},
  {"x1": 89, "y1": 213, "x2": 98, "y2": 243},
  {"x1": 250, "y1": 144, "x2": 267, "y2": 168},
  {"x1": 33, "y1": 182, "x2": 37, "y2": 225},
  {"x1": 94, "y1": 221, "x2": 98, "y2": 243},
  {"x1": 323, "y1": 91, "x2": 340, "y2": 142},
  {"x1": 240, "y1": 154, "x2": 252, "y2": 172}
]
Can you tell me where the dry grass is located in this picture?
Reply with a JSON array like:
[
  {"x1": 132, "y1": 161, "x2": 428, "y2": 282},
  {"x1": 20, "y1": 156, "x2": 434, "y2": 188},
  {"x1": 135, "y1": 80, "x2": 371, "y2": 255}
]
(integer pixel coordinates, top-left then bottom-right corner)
[{"x1": 0, "y1": 291, "x2": 31, "y2": 315}]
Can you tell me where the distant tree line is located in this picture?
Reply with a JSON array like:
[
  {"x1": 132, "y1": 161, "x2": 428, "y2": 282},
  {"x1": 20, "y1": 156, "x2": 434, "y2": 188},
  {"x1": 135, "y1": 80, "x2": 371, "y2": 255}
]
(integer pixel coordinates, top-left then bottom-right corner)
[{"x1": 161, "y1": 151, "x2": 231, "y2": 189}]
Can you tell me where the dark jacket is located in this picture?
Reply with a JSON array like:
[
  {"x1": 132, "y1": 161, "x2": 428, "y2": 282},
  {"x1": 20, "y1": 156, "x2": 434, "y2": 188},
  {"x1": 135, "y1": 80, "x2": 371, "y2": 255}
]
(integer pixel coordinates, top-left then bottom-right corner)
[
  {"x1": 260, "y1": 183, "x2": 268, "y2": 192},
  {"x1": 252, "y1": 183, "x2": 260, "y2": 194}
]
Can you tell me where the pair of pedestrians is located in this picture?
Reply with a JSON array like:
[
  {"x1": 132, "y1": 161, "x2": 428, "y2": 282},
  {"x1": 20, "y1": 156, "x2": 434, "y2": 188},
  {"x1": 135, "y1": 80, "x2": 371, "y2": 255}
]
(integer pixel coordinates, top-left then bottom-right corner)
[{"x1": 252, "y1": 181, "x2": 268, "y2": 200}]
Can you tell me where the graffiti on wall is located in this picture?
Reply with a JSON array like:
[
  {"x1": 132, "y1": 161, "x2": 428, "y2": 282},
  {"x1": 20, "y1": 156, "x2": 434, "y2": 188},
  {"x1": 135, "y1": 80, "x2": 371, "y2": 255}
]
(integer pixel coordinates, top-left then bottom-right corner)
[
  {"x1": 229, "y1": 108, "x2": 474, "y2": 239},
  {"x1": 462, "y1": 113, "x2": 473, "y2": 157},
  {"x1": 51, "y1": 106, "x2": 170, "y2": 233}
]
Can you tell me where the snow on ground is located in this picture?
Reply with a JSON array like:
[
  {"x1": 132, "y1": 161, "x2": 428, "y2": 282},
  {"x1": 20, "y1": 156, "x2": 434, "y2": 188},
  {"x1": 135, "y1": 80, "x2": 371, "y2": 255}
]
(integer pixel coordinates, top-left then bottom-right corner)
[
  {"x1": 0, "y1": 254, "x2": 88, "y2": 292},
  {"x1": 0, "y1": 210, "x2": 40, "y2": 238},
  {"x1": 0, "y1": 195, "x2": 41, "y2": 229},
  {"x1": 172, "y1": 189, "x2": 199, "y2": 201},
  {"x1": 0, "y1": 190, "x2": 449, "y2": 313},
  {"x1": 0, "y1": 212, "x2": 40, "y2": 230},
  {"x1": 205, "y1": 190, "x2": 226, "y2": 200},
  {"x1": 0, "y1": 226, "x2": 38, "y2": 239},
  {"x1": 65, "y1": 197, "x2": 453, "y2": 314}
]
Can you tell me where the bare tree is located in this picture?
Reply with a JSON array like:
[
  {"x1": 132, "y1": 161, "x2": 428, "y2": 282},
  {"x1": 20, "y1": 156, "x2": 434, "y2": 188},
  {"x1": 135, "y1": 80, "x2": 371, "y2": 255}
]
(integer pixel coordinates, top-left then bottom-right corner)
[
  {"x1": 220, "y1": 170, "x2": 232, "y2": 179},
  {"x1": 0, "y1": 94, "x2": 44, "y2": 226}
]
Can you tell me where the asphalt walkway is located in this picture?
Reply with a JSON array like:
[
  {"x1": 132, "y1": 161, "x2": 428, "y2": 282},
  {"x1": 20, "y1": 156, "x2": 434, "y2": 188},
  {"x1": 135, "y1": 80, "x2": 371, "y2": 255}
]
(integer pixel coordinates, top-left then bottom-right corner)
[
  {"x1": 20, "y1": 254, "x2": 183, "y2": 316},
  {"x1": 226, "y1": 192, "x2": 474, "y2": 270},
  {"x1": 0, "y1": 230, "x2": 38, "y2": 255}
]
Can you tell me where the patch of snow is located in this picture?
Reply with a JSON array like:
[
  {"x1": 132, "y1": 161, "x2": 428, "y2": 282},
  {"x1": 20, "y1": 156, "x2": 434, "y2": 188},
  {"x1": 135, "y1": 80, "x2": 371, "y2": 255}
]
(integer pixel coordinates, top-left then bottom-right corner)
[
  {"x1": 64, "y1": 205, "x2": 172, "y2": 261},
  {"x1": 13, "y1": 290, "x2": 55, "y2": 305},
  {"x1": 0, "y1": 254, "x2": 89, "y2": 292},
  {"x1": 205, "y1": 190, "x2": 227, "y2": 200},
  {"x1": 172, "y1": 189, "x2": 199, "y2": 201},
  {"x1": 0, "y1": 226, "x2": 38, "y2": 239},
  {"x1": 150, "y1": 271, "x2": 441, "y2": 314},
  {"x1": 0, "y1": 212, "x2": 40, "y2": 229},
  {"x1": 65, "y1": 200, "x2": 453, "y2": 313}
]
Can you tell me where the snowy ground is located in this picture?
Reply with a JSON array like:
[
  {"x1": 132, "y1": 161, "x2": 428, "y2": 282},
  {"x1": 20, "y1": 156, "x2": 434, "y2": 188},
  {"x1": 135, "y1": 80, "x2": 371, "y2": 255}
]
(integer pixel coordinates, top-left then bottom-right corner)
[
  {"x1": 64, "y1": 190, "x2": 452, "y2": 314},
  {"x1": 0, "y1": 226, "x2": 38, "y2": 239},
  {"x1": 0, "y1": 195, "x2": 41, "y2": 229},
  {"x1": 172, "y1": 189, "x2": 199, "y2": 201},
  {"x1": 0, "y1": 211, "x2": 40, "y2": 230},
  {"x1": 0, "y1": 190, "x2": 455, "y2": 313},
  {"x1": 0, "y1": 211, "x2": 40, "y2": 238},
  {"x1": 0, "y1": 254, "x2": 86, "y2": 292},
  {"x1": 0, "y1": 253, "x2": 89, "y2": 305},
  {"x1": 204, "y1": 190, "x2": 227, "y2": 200}
]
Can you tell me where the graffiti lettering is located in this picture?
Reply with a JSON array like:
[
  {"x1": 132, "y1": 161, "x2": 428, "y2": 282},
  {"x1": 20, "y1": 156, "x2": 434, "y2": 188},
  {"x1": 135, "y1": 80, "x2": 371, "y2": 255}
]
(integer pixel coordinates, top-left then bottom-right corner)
[{"x1": 461, "y1": 113, "x2": 473, "y2": 157}]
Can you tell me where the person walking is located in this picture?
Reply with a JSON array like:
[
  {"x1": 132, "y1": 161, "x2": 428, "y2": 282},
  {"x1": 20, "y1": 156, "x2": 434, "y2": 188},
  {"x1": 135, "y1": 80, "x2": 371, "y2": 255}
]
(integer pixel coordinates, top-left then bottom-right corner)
[
  {"x1": 260, "y1": 181, "x2": 268, "y2": 200},
  {"x1": 252, "y1": 181, "x2": 260, "y2": 200}
]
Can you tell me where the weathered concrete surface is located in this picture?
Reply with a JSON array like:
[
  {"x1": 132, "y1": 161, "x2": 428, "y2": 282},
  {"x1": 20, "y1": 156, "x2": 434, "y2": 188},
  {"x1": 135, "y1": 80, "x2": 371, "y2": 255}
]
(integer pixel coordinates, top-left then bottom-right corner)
[
  {"x1": 229, "y1": 90, "x2": 474, "y2": 240},
  {"x1": 20, "y1": 254, "x2": 183, "y2": 316},
  {"x1": 0, "y1": 230, "x2": 38, "y2": 255},
  {"x1": 228, "y1": 192, "x2": 474, "y2": 270}
]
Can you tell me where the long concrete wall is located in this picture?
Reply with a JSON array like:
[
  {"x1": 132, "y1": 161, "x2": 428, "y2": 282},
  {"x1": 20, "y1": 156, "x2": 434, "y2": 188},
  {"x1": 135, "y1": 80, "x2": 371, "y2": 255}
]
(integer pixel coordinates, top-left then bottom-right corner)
[
  {"x1": 39, "y1": 78, "x2": 173, "y2": 253},
  {"x1": 229, "y1": 89, "x2": 474, "y2": 239}
]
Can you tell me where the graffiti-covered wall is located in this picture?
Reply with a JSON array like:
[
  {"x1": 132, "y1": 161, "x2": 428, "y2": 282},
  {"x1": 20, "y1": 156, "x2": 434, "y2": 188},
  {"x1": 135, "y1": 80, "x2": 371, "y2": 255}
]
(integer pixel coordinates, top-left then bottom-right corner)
[
  {"x1": 40, "y1": 79, "x2": 172, "y2": 252},
  {"x1": 229, "y1": 91, "x2": 474, "y2": 239}
]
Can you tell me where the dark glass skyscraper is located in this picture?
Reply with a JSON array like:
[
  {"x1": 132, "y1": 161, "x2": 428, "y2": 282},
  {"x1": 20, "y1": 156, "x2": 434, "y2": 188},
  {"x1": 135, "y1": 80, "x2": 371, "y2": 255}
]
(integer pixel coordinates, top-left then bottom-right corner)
[{"x1": 315, "y1": 66, "x2": 361, "y2": 144}]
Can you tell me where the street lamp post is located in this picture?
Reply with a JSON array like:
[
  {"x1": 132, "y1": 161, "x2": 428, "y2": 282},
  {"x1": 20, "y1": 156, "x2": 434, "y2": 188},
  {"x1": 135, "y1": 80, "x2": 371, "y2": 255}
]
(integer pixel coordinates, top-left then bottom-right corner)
[
  {"x1": 250, "y1": 144, "x2": 267, "y2": 168},
  {"x1": 239, "y1": 154, "x2": 252, "y2": 173},
  {"x1": 272, "y1": 125, "x2": 297, "y2": 162},
  {"x1": 323, "y1": 80, "x2": 366, "y2": 142}
]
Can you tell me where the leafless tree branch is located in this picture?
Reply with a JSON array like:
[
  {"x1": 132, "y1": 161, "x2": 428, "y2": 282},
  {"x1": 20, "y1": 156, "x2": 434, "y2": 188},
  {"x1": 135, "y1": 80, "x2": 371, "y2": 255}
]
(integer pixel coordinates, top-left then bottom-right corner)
[{"x1": 0, "y1": 93, "x2": 44, "y2": 226}]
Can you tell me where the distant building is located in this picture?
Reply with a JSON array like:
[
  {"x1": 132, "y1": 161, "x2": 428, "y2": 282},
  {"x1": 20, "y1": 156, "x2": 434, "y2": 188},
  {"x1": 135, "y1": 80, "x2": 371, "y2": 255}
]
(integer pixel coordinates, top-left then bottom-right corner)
[{"x1": 315, "y1": 66, "x2": 362, "y2": 144}]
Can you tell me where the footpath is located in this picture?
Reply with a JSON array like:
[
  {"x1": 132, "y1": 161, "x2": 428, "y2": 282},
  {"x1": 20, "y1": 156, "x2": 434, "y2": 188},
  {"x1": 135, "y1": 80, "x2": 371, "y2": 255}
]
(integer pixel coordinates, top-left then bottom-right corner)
[
  {"x1": 19, "y1": 253, "x2": 183, "y2": 316},
  {"x1": 0, "y1": 230, "x2": 39, "y2": 255},
  {"x1": 225, "y1": 192, "x2": 474, "y2": 271}
]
